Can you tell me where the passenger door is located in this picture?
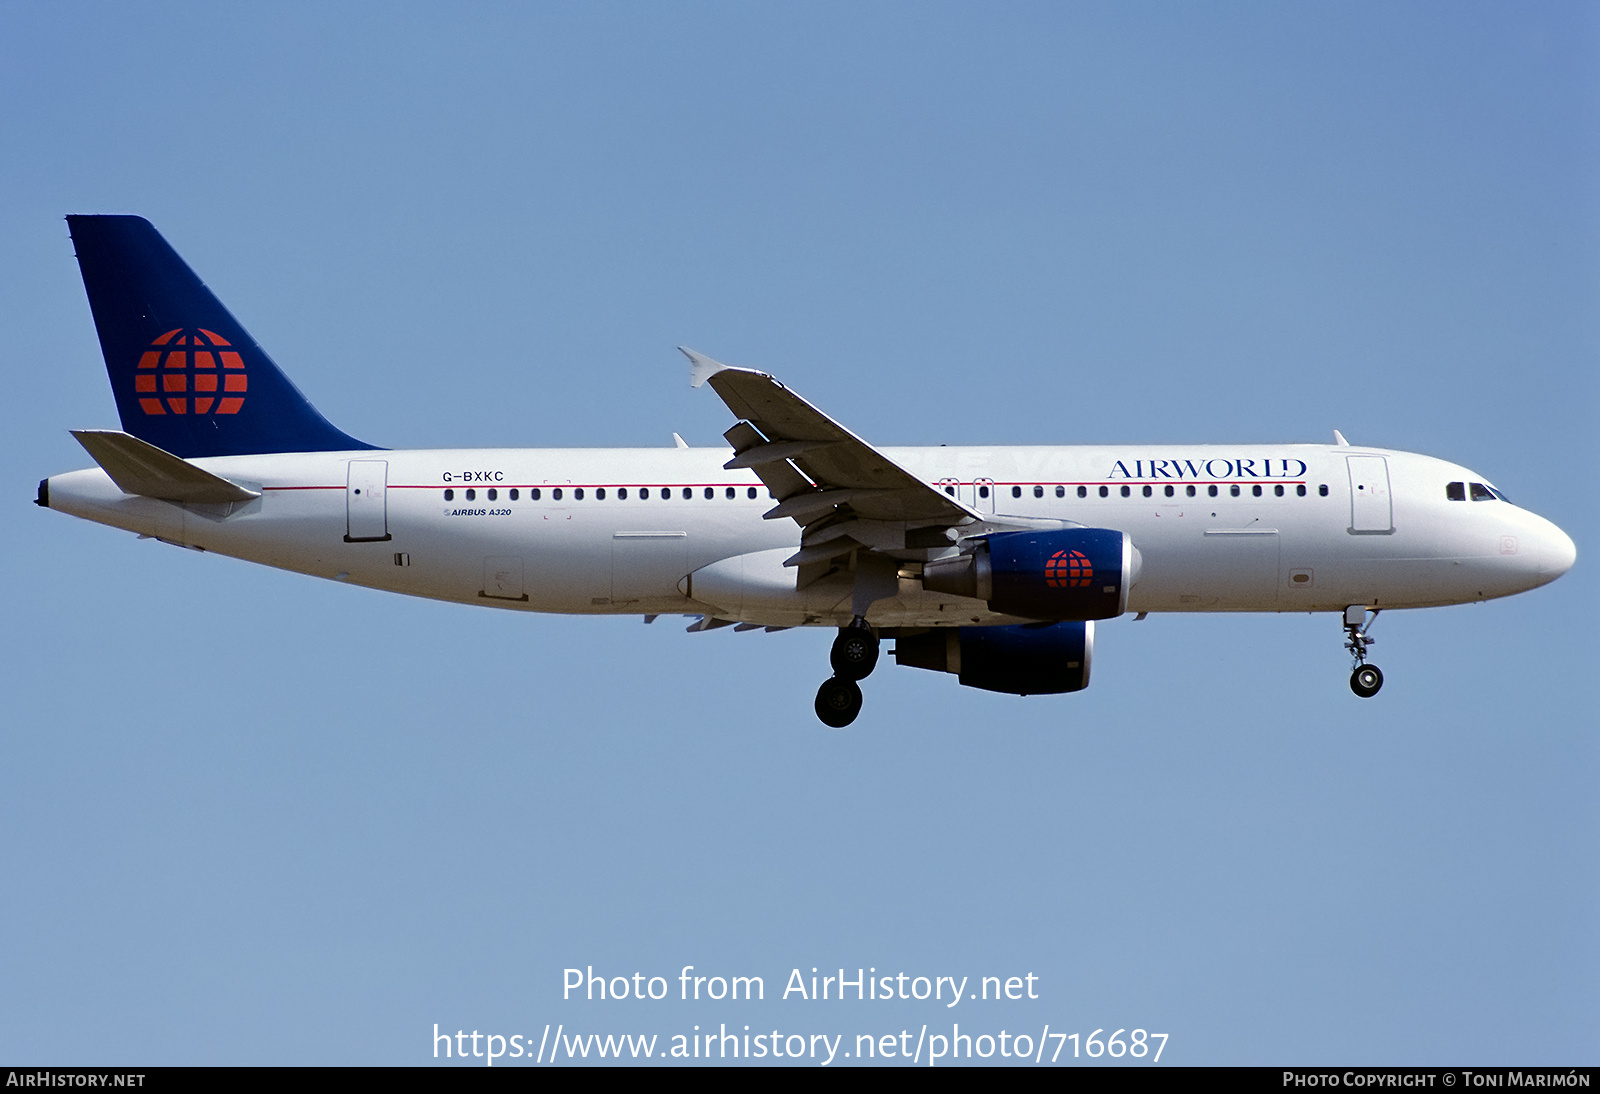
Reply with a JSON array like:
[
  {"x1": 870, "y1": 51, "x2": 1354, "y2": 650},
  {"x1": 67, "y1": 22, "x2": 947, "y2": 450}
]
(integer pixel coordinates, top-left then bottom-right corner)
[
  {"x1": 345, "y1": 460, "x2": 390, "y2": 542},
  {"x1": 1347, "y1": 456, "x2": 1393, "y2": 534}
]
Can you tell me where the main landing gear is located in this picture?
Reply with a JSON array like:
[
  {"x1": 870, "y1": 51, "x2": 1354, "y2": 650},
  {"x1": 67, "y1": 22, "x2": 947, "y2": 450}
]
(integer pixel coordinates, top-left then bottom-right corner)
[
  {"x1": 1343, "y1": 606, "x2": 1384, "y2": 698},
  {"x1": 815, "y1": 617, "x2": 878, "y2": 728}
]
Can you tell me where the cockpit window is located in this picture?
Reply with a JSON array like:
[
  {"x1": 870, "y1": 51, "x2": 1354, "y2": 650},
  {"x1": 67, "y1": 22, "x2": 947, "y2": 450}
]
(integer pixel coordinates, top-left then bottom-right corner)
[
  {"x1": 1446, "y1": 482, "x2": 1466, "y2": 501},
  {"x1": 1489, "y1": 485, "x2": 1511, "y2": 503},
  {"x1": 1469, "y1": 482, "x2": 1496, "y2": 502}
]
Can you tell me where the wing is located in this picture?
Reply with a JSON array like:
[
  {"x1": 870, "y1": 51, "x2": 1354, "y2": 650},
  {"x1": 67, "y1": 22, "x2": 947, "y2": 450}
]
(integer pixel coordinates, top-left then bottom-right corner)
[{"x1": 683, "y1": 349, "x2": 977, "y2": 586}]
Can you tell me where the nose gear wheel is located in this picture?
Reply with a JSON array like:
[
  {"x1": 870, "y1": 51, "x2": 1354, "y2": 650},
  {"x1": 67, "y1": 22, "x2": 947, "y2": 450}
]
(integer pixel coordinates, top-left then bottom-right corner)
[{"x1": 1350, "y1": 664, "x2": 1384, "y2": 698}]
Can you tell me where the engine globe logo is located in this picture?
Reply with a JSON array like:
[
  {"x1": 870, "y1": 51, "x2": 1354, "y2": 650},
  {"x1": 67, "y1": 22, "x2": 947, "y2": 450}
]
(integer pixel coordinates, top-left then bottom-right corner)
[
  {"x1": 1044, "y1": 549, "x2": 1092, "y2": 589},
  {"x1": 135, "y1": 328, "x2": 247, "y2": 416}
]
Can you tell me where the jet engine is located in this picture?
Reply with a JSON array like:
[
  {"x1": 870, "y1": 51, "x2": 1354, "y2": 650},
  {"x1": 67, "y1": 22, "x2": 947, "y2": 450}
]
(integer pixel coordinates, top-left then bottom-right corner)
[
  {"x1": 921, "y1": 528, "x2": 1139, "y2": 620},
  {"x1": 893, "y1": 621, "x2": 1093, "y2": 694}
]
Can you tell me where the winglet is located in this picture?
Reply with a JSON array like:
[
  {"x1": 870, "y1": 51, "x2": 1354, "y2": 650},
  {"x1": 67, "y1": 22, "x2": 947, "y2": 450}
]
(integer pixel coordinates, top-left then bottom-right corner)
[
  {"x1": 71, "y1": 429, "x2": 260, "y2": 503},
  {"x1": 1333, "y1": 430, "x2": 1350, "y2": 447},
  {"x1": 680, "y1": 347, "x2": 732, "y2": 389}
]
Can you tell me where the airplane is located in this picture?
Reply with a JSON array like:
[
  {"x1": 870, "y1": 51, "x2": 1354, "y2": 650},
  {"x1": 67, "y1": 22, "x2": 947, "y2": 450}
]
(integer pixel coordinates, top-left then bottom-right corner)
[{"x1": 37, "y1": 215, "x2": 1578, "y2": 727}]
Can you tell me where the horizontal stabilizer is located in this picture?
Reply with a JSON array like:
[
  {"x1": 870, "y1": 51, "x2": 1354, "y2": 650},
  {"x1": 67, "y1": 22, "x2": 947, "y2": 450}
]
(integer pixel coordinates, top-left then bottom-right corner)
[{"x1": 71, "y1": 430, "x2": 260, "y2": 503}]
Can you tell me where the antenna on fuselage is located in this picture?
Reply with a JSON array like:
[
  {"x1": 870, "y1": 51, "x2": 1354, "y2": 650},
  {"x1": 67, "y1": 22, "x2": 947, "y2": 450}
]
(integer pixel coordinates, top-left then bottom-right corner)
[{"x1": 1333, "y1": 430, "x2": 1351, "y2": 446}]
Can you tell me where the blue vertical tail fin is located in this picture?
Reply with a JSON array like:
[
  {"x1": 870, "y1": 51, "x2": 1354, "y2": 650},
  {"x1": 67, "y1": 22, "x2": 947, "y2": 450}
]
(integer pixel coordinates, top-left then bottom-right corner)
[{"x1": 67, "y1": 215, "x2": 378, "y2": 458}]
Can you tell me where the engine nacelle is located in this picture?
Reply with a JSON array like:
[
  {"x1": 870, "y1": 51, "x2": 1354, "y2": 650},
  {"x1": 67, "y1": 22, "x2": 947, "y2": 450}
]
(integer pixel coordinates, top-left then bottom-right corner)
[
  {"x1": 893, "y1": 621, "x2": 1093, "y2": 695},
  {"x1": 922, "y1": 528, "x2": 1138, "y2": 621}
]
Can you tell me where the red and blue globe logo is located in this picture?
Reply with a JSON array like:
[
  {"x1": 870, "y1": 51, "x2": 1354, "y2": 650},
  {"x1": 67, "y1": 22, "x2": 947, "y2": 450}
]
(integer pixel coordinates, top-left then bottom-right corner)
[
  {"x1": 134, "y1": 328, "x2": 247, "y2": 416},
  {"x1": 1044, "y1": 549, "x2": 1092, "y2": 589}
]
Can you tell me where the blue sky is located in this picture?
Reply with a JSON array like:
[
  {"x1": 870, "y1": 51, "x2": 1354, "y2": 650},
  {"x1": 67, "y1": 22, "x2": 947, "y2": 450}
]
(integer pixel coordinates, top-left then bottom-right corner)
[{"x1": 2, "y1": 2, "x2": 1595, "y2": 1065}]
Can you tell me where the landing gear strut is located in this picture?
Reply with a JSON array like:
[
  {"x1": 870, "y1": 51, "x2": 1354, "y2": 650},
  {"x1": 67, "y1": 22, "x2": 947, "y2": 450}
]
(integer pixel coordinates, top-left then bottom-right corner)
[
  {"x1": 1343, "y1": 606, "x2": 1383, "y2": 698},
  {"x1": 816, "y1": 618, "x2": 879, "y2": 727}
]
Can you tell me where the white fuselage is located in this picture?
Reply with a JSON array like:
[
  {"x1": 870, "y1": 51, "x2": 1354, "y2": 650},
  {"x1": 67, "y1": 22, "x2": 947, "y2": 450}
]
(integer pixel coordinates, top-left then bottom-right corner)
[{"x1": 44, "y1": 443, "x2": 1575, "y2": 628}]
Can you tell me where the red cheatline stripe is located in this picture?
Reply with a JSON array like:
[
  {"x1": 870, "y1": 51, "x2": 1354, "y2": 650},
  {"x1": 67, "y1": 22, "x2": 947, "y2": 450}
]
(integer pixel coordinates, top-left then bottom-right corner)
[
  {"x1": 386, "y1": 483, "x2": 768, "y2": 490},
  {"x1": 994, "y1": 480, "x2": 1307, "y2": 486},
  {"x1": 269, "y1": 480, "x2": 1311, "y2": 493}
]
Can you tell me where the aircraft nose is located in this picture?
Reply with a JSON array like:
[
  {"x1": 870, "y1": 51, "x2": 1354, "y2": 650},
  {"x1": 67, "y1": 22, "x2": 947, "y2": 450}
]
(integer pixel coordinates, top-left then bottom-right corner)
[
  {"x1": 1518, "y1": 513, "x2": 1577, "y2": 585},
  {"x1": 1547, "y1": 523, "x2": 1577, "y2": 578}
]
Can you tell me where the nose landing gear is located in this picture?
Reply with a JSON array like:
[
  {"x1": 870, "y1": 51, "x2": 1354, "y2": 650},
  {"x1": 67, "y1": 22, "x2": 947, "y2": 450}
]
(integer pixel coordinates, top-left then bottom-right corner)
[
  {"x1": 1343, "y1": 606, "x2": 1383, "y2": 698},
  {"x1": 815, "y1": 617, "x2": 879, "y2": 728}
]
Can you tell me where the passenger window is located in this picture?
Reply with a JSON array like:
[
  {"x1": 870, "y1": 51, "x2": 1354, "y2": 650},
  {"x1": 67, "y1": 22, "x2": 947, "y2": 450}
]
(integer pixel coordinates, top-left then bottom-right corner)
[
  {"x1": 596, "y1": 487, "x2": 606, "y2": 500},
  {"x1": 1142, "y1": 485, "x2": 1153, "y2": 497},
  {"x1": 1098, "y1": 486, "x2": 1108, "y2": 498},
  {"x1": 1186, "y1": 485, "x2": 1196, "y2": 497},
  {"x1": 531, "y1": 488, "x2": 541, "y2": 501},
  {"x1": 1076, "y1": 486, "x2": 1086, "y2": 498},
  {"x1": 444, "y1": 488, "x2": 454, "y2": 501},
  {"x1": 978, "y1": 486, "x2": 989, "y2": 499},
  {"x1": 487, "y1": 488, "x2": 497, "y2": 501},
  {"x1": 641, "y1": 487, "x2": 651, "y2": 500},
  {"x1": 682, "y1": 487, "x2": 692, "y2": 500},
  {"x1": 510, "y1": 488, "x2": 519, "y2": 501},
  {"x1": 1230, "y1": 485, "x2": 1241, "y2": 497},
  {"x1": 704, "y1": 487, "x2": 713, "y2": 499},
  {"x1": 1274, "y1": 485, "x2": 1284, "y2": 497},
  {"x1": 552, "y1": 488, "x2": 562, "y2": 500},
  {"x1": 748, "y1": 487, "x2": 758, "y2": 499},
  {"x1": 1011, "y1": 485, "x2": 1022, "y2": 498},
  {"x1": 466, "y1": 488, "x2": 476, "y2": 501},
  {"x1": 1164, "y1": 485, "x2": 1174, "y2": 498},
  {"x1": 1033, "y1": 485, "x2": 1044, "y2": 499},
  {"x1": 1121, "y1": 486, "x2": 1131, "y2": 498},
  {"x1": 943, "y1": 485, "x2": 955, "y2": 495},
  {"x1": 574, "y1": 488, "x2": 584, "y2": 500},
  {"x1": 1208, "y1": 485, "x2": 1218, "y2": 497},
  {"x1": 726, "y1": 487, "x2": 735, "y2": 499},
  {"x1": 1251, "y1": 485, "x2": 1262, "y2": 497},
  {"x1": 1056, "y1": 486, "x2": 1066, "y2": 498},
  {"x1": 618, "y1": 487, "x2": 628, "y2": 499},
  {"x1": 1446, "y1": 482, "x2": 1466, "y2": 501},
  {"x1": 1470, "y1": 482, "x2": 1495, "y2": 501},
  {"x1": 1318, "y1": 484, "x2": 1328, "y2": 496},
  {"x1": 1296, "y1": 485, "x2": 1306, "y2": 497}
]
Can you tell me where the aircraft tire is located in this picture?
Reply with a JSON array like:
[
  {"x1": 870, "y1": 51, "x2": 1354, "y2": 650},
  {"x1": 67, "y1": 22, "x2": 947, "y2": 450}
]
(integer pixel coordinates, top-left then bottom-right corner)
[
  {"x1": 830, "y1": 627, "x2": 880, "y2": 680},
  {"x1": 1350, "y1": 664, "x2": 1384, "y2": 698},
  {"x1": 815, "y1": 677, "x2": 863, "y2": 728}
]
